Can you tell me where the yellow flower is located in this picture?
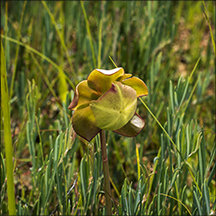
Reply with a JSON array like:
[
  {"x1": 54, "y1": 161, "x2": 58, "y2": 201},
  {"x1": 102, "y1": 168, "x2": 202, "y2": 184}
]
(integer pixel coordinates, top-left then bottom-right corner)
[{"x1": 68, "y1": 67, "x2": 148, "y2": 141}]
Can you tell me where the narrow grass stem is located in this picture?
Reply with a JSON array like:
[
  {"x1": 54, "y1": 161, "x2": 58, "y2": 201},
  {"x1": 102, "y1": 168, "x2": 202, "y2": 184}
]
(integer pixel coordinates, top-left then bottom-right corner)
[
  {"x1": 4, "y1": 2, "x2": 7, "y2": 59},
  {"x1": 202, "y1": 1, "x2": 216, "y2": 56},
  {"x1": 136, "y1": 145, "x2": 140, "y2": 180},
  {"x1": 80, "y1": 1, "x2": 96, "y2": 68},
  {"x1": 145, "y1": 148, "x2": 161, "y2": 212},
  {"x1": 100, "y1": 130, "x2": 112, "y2": 215},
  {"x1": 139, "y1": 98, "x2": 179, "y2": 153},
  {"x1": 9, "y1": 1, "x2": 26, "y2": 100},
  {"x1": 41, "y1": 1, "x2": 77, "y2": 80},
  {"x1": 160, "y1": 193, "x2": 191, "y2": 215},
  {"x1": 1, "y1": 42, "x2": 16, "y2": 215}
]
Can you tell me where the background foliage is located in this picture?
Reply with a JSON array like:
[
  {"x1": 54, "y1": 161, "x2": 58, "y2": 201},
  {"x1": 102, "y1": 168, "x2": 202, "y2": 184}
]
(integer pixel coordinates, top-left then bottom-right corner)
[{"x1": 1, "y1": 1, "x2": 215, "y2": 215}]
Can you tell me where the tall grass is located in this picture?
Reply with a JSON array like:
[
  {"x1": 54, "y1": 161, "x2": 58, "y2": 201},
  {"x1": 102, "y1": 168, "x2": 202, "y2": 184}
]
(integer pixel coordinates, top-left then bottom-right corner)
[
  {"x1": 1, "y1": 1, "x2": 215, "y2": 215},
  {"x1": 1, "y1": 41, "x2": 16, "y2": 215}
]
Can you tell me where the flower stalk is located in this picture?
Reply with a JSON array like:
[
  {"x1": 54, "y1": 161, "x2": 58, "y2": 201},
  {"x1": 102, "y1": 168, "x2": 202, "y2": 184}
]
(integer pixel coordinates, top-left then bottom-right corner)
[{"x1": 100, "y1": 130, "x2": 112, "y2": 215}]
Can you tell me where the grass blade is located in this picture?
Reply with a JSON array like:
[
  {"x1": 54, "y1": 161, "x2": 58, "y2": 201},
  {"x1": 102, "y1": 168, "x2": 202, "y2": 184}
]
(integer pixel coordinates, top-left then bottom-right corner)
[
  {"x1": 193, "y1": 189, "x2": 202, "y2": 215},
  {"x1": 98, "y1": 18, "x2": 102, "y2": 68},
  {"x1": 202, "y1": 1, "x2": 215, "y2": 55},
  {"x1": 139, "y1": 97, "x2": 182, "y2": 160},
  {"x1": 0, "y1": 34, "x2": 75, "y2": 89},
  {"x1": 136, "y1": 145, "x2": 140, "y2": 181},
  {"x1": 41, "y1": 1, "x2": 77, "y2": 80},
  {"x1": 9, "y1": 1, "x2": 27, "y2": 100},
  {"x1": 80, "y1": 1, "x2": 96, "y2": 68},
  {"x1": 1, "y1": 41, "x2": 16, "y2": 215},
  {"x1": 80, "y1": 155, "x2": 88, "y2": 201},
  {"x1": 207, "y1": 162, "x2": 216, "y2": 186},
  {"x1": 203, "y1": 180, "x2": 210, "y2": 215},
  {"x1": 157, "y1": 183, "x2": 162, "y2": 215},
  {"x1": 180, "y1": 185, "x2": 187, "y2": 215},
  {"x1": 169, "y1": 80, "x2": 174, "y2": 114},
  {"x1": 160, "y1": 193, "x2": 191, "y2": 216}
]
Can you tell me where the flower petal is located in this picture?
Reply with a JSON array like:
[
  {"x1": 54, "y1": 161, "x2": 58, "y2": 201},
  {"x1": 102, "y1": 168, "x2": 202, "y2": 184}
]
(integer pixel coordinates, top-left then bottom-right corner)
[
  {"x1": 68, "y1": 80, "x2": 100, "y2": 111},
  {"x1": 122, "y1": 76, "x2": 148, "y2": 97},
  {"x1": 72, "y1": 105, "x2": 101, "y2": 142},
  {"x1": 90, "y1": 82, "x2": 137, "y2": 130},
  {"x1": 87, "y1": 67, "x2": 125, "y2": 94},
  {"x1": 117, "y1": 73, "x2": 132, "y2": 81},
  {"x1": 113, "y1": 113, "x2": 145, "y2": 137}
]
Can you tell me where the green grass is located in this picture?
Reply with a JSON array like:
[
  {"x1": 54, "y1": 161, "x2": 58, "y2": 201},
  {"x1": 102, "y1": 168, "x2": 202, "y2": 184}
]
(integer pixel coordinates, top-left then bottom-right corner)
[{"x1": 1, "y1": 1, "x2": 215, "y2": 215}]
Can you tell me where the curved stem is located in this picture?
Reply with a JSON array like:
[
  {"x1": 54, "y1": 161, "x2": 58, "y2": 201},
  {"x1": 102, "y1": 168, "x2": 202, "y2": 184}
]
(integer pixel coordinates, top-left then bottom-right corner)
[{"x1": 100, "y1": 130, "x2": 112, "y2": 215}]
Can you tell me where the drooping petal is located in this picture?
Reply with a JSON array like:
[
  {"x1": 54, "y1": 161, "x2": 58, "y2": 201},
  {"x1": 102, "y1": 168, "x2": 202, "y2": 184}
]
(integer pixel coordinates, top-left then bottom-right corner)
[
  {"x1": 122, "y1": 76, "x2": 148, "y2": 97},
  {"x1": 68, "y1": 80, "x2": 100, "y2": 111},
  {"x1": 117, "y1": 73, "x2": 132, "y2": 81},
  {"x1": 72, "y1": 105, "x2": 101, "y2": 142},
  {"x1": 90, "y1": 82, "x2": 137, "y2": 131},
  {"x1": 113, "y1": 113, "x2": 145, "y2": 137},
  {"x1": 87, "y1": 67, "x2": 125, "y2": 94}
]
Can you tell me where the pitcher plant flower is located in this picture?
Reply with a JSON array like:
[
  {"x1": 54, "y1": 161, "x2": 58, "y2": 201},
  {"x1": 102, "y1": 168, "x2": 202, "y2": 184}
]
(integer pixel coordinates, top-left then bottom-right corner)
[{"x1": 68, "y1": 67, "x2": 148, "y2": 141}]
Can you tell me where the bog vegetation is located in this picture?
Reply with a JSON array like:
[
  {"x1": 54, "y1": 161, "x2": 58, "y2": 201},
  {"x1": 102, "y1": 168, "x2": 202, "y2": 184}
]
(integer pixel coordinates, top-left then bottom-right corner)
[{"x1": 1, "y1": 1, "x2": 215, "y2": 215}]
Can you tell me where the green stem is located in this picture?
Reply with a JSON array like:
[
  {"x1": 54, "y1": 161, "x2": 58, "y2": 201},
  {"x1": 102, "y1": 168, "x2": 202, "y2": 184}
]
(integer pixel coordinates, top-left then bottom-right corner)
[
  {"x1": 80, "y1": 1, "x2": 96, "y2": 68},
  {"x1": 1, "y1": 42, "x2": 16, "y2": 215},
  {"x1": 145, "y1": 148, "x2": 161, "y2": 213},
  {"x1": 100, "y1": 130, "x2": 112, "y2": 215},
  {"x1": 9, "y1": 0, "x2": 27, "y2": 100}
]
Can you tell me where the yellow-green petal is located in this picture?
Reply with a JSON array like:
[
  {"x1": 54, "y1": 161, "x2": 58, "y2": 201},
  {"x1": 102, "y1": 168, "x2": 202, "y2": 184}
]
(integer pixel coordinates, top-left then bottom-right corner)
[
  {"x1": 90, "y1": 82, "x2": 137, "y2": 131},
  {"x1": 117, "y1": 73, "x2": 132, "y2": 81},
  {"x1": 68, "y1": 80, "x2": 100, "y2": 111},
  {"x1": 122, "y1": 76, "x2": 148, "y2": 97},
  {"x1": 114, "y1": 113, "x2": 145, "y2": 137},
  {"x1": 72, "y1": 106, "x2": 101, "y2": 141},
  {"x1": 87, "y1": 67, "x2": 125, "y2": 94}
]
